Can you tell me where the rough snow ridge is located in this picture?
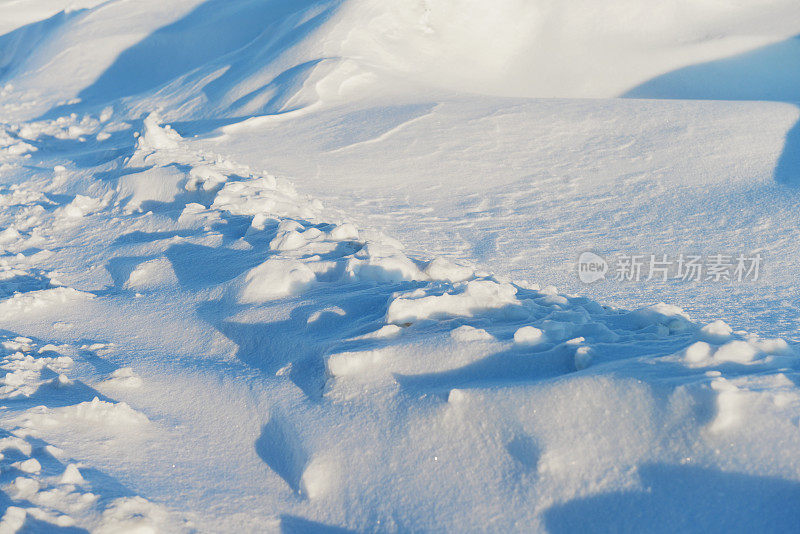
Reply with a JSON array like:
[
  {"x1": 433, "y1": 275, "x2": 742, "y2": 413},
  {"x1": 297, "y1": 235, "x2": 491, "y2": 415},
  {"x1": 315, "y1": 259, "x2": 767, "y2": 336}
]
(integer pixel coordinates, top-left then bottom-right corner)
[
  {"x1": 0, "y1": 336, "x2": 188, "y2": 532},
  {"x1": 130, "y1": 114, "x2": 797, "y2": 422},
  {"x1": 127, "y1": 113, "x2": 479, "y2": 296},
  {"x1": 0, "y1": 116, "x2": 193, "y2": 531},
  {"x1": 1, "y1": 107, "x2": 799, "y2": 529}
]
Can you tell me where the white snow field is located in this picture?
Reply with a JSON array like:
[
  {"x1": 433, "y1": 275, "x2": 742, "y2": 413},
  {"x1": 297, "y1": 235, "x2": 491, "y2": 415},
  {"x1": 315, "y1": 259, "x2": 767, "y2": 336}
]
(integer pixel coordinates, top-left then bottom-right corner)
[{"x1": 1, "y1": 0, "x2": 800, "y2": 532}]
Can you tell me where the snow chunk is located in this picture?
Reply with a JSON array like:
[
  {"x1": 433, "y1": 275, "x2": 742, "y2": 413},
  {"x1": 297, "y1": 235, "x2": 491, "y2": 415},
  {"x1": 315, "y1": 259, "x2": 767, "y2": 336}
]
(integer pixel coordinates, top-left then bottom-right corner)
[
  {"x1": 60, "y1": 464, "x2": 85, "y2": 485},
  {"x1": 328, "y1": 223, "x2": 359, "y2": 241},
  {"x1": 709, "y1": 379, "x2": 744, "y2": 432},
  {"x1": 0, "y1": 287, "x2": 92, "y2": 317},
  {"x1": 573, "y1": 346, "x2": 594, "y2": 370},
  {"x1": 627, "y1": 302, "x2": 691, "y2": 333},
  {"x1": 450, "y1": 325, "x2": 493, "y2": 342},
  {"x1": 684, "y1": 341, "x2": 713, "y2": 363},
  {"x1": 699, "y1": 320, "x2": 734, "y2": 343},
  {"x1": 0, "y1": 507, "x2": 26, "y2": 531},
  {"x1": 28, "y1": 397, "x2": 149, "y2": 430},
  {"x1": 300, "y1": 456, "x2": 338, "y2": 499},
  {"x1": 0, "y1": 227, "x2": 21, "y2": 245},
  {"x1": 0, "y1": 127, "x2": 36, "y2": 157},
  {"x1": 269, "y1": 222, "x2": 308, "y2": 251},
  {"x1": 12, "y1": 477, "x2": 39, "y2": 499},
  {"x1": 713, "y1": 340, "x2": 760, "y2": 364},
  {"x1": 212, "y1": 176, "x2": 316, "y2": 221},
  {"x1": 186, "y1": 165, "x2": 227, "y2": 191},
  {"x1": 306, "y1": 307, "x2": 345, "y2": 325},
  {"x1": 514, "y1": 326, "x2": 544, "y2": 346},
  {"x1": 117, "y1": 165, "x2": 185, "y2": 213},
  {"x1": 346, "y1": 242, "x2": 428, "y2": 283},
  {"x1": 13, "y1": 458, "x2": 41, "y2": 474},
  {"x1": 350, "y1": 325, "x2": 402, "y2": 340},
  {"x1": 102, "y1": 367, "x2": 143, "y2": 389},
  {"x1": 386, "y1": 280, "x2": 519, "y2": 325},
  {"x1": 57, "y1": 194, "x2": 109, "y2": 218},
  {"x1": 51, "y1": 374, "x2": 74, "y2": 388},
  {"x1": 123, "y1": 258, "x2": 178, "y2": 290},
  {"x1": 238, "y1": 259, "x2": 316, "y2": 303},
  {"x1": 747, "y1": 336, "x2": 792, "y2": 356},
  {"x1": 137, "y1": 112, "x2": 180, "y2": 151},
  {"x1": 425, "y1": 257, "x2": 474, "y2": 282},
  {"x1": 326, "y1": 350, "x2": 385, "y2": 377},
  {"x1": 448, "y1": 388, "x2": 468, "y2": 404}
]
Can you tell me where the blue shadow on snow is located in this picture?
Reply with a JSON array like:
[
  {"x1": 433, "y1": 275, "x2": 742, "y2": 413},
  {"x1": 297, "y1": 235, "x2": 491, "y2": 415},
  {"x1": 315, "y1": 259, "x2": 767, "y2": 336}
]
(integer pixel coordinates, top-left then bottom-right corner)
[
  {"x1": 544, "y1": 462, "x2": 800, "y2": 533},
  {"x1": 624, "y1": 35, "x2": 800, "y2": 186}
]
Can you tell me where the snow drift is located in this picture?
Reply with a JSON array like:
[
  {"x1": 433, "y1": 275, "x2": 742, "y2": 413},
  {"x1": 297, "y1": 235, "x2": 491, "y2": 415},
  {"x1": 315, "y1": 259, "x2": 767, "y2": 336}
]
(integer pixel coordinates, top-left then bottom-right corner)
[
  {"x1": 2, "y1": 0, "x2": 800, "y2": 532},
  {"x1": 4, "y1": 0, "x2": 800, "y2": 121}
]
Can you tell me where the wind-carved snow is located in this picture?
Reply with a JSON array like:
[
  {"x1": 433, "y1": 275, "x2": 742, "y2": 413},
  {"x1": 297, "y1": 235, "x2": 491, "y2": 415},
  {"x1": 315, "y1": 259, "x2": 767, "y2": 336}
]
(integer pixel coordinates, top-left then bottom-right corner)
[
  {"x1": 0, "y1": 336, "x2": 188, "y2": 532},
  {"x1": 0, "y1": 98, "x2": 798, "y2": 529},
  {"x1": 10, "y1": 114, "x2": 786, "y2": 530},
  {"x1": 1, "y1": 1, "x2": 800, "y2": 530}
]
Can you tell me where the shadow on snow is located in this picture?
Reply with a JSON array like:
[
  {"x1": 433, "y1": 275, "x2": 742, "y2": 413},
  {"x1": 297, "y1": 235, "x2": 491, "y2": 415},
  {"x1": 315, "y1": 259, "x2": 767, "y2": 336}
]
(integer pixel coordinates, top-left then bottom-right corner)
[{"x1": 624, "y1": 34, "x2": 800, "y2": 186}]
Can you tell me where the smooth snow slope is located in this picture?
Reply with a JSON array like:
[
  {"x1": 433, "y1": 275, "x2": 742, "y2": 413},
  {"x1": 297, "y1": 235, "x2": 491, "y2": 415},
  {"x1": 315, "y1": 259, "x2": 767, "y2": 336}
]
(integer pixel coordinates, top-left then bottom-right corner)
[{"x1": 0, "y1": 0, "x2": 800, "y2": 532}]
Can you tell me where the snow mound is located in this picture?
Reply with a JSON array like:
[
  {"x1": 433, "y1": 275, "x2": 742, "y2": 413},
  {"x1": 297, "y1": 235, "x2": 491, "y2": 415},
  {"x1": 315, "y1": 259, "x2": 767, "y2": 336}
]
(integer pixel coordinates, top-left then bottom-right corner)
[
  {"x1": 238, "y1": 258, "x2": 317, "y2": 303},
  {"x1": 6, "y1": 0, "x2": 800, "y2": 120},
  {"x1": 386, "y1": 280, "x2": 519, "y2": 325}
]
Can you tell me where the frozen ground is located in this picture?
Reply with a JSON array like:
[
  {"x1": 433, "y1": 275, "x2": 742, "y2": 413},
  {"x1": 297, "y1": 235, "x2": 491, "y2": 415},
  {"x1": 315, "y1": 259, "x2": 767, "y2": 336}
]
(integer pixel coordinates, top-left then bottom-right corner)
[{"x1": 0, "y1": 0, "x2": 800, "y2": 532}]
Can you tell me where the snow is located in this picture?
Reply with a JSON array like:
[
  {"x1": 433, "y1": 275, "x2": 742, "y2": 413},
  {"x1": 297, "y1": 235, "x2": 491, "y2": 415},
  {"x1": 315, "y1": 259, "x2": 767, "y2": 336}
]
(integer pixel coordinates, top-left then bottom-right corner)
[
  {"x1": 0, "y1": 0, "x2": 799, "y2": 531},
  {"x1": 237, "y1": 259, "x2": 317, "y2": 303},
  {"x1": 386, "y1": 280, "x2": 520, "y2": 325},
  {"x1": 60, "y1": 463, "x2": 85, "y2": 485},
  {"x1": 699, "y1": 320, "x2": 735, "y2": 343},
  {"x1": 514, "y1": 326, "x2": 544, "y2": 346}
]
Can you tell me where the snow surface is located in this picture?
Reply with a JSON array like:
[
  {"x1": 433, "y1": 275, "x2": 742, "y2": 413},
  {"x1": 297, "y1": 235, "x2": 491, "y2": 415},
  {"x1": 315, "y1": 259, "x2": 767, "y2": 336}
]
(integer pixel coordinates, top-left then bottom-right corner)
[{"x1": 1, "y1": 0, "x2": 800, "y2": 532}]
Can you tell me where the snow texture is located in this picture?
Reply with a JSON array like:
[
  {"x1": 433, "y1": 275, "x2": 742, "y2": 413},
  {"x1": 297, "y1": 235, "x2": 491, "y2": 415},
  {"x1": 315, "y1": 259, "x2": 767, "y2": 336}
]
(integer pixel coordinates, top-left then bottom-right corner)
[{"x1": 0, "y1": 0, "x2": 799, "y2": 531}]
